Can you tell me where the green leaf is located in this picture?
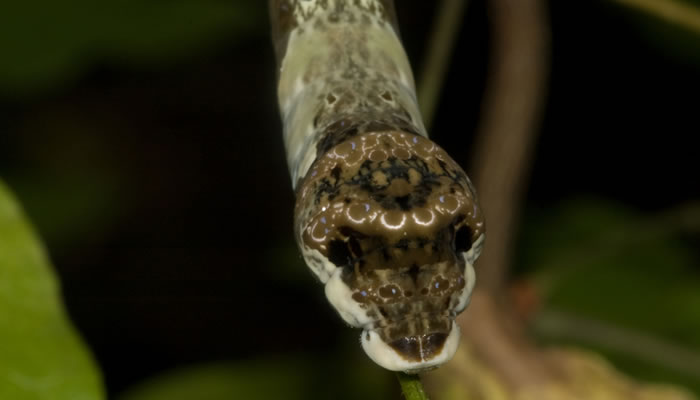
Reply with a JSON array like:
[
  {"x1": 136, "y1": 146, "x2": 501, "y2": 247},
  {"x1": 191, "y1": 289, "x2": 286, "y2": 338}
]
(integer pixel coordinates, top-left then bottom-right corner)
[
  {"x1": 521, "y1": 199, "x2": 700, "y2": 346},
  {"x1": 0, "y1": 179, "x2": 104, "y2": 400},
  {"x1": 519, "y1": 198, "x2": 700, "y2": 394}
]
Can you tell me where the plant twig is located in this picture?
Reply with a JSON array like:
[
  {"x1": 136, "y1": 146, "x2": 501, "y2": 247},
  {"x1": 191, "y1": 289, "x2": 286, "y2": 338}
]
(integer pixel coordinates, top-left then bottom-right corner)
[
  {"x1": 418, "y1": 0, "x2": 469, "y2": 130},
  {"x1": 396, "y1": 372, "x2": 430, "y2": 400},
  {"x1": 469, "y1": 0, "x2": 550, "y2": 294},
  {"x1": 610, "y1": 0, "x2": 700, "y2": 34},
  {"x1": 535, "y1": 309, "x2": 700, "y2": 380}
]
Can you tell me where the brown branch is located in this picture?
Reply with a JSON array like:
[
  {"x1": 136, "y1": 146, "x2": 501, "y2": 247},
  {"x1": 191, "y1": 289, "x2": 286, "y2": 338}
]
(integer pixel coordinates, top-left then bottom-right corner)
[
  {"x1": 460, "y1": 290, "x2": 555, "y2": 387},
  {"x1": 460, "y1": 0, "x2": 552, "y2": 388},
  {"x1": 469, "y1": 0, "x2": 550, "y2": 294}
]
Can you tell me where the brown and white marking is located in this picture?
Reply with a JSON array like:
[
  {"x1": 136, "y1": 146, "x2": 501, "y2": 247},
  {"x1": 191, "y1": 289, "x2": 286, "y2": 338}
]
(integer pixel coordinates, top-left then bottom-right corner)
[{"x1": 270, "y1": 0, "x2": 485, "y2": 372}]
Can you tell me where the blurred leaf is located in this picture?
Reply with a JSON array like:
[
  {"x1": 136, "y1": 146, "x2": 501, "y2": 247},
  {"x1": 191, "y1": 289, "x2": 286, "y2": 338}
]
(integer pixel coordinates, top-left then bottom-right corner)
[
  {"x1": 518, "y1": 198, "x2": 700, "y2": 393},
  {"x1": 521, "y1": 199, "x2": 700, "y2": 344},
  {"x1": 0, "y1": 179, "x2": 104, "y2": 399},
  {"x1": 0, "y1": 0, "x2": 261, "y2": 96}
]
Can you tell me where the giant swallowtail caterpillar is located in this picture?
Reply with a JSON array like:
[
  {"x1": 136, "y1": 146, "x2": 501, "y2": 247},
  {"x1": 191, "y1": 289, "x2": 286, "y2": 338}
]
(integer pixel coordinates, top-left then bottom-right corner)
[{"x1": 269, "y1": 0, "x2": 485, "y2": 372}]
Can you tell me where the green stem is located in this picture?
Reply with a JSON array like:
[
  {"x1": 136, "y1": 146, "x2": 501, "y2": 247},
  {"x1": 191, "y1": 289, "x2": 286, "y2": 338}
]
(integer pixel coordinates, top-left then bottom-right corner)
[
  {"x1": 396, "y1": 372, "x2": 430, "y2": 400},
  {"x1": 417, "y1": 0, "x2": 468, "y2": 130},
  {"x1": 611, "y1": 0, "x2": 700, "y2": 34}
]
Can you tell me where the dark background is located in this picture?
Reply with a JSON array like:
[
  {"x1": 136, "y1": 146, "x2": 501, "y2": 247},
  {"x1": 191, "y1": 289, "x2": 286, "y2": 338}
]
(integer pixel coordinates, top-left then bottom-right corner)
[{"x1": 1, "y1": 0, "x2": 699, "y2": 397}]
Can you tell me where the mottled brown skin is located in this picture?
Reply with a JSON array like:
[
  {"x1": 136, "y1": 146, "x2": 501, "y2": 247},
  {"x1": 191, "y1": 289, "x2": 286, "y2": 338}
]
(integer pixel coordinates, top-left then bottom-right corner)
[{"x1": 295, "y1": 131, "x2": 484, "y2": 361}]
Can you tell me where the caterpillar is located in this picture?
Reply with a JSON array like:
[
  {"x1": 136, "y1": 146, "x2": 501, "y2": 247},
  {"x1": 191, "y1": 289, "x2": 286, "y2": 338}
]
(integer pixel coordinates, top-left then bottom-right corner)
[{"x1": 269, "y1": 0, "x2": 485, "y2": 372}]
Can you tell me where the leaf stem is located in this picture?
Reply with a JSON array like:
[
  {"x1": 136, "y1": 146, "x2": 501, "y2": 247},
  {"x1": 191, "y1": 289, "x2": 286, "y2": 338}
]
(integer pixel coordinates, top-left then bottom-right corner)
[
  {"x1": 417, "y1": 0, "x2": 469, "y2": 130},
  {"x1": 396, "y1": 372, "x2": 430, "y2": 400},
  {"x1": 610, "y1": 0, "x2": 700, "y2": 34}
]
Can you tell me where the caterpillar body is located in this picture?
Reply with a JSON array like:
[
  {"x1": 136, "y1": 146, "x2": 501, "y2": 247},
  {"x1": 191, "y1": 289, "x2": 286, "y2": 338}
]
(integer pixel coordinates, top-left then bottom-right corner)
[{"x1": 269, "y1": 0, "x2": 485, "y2": 372}]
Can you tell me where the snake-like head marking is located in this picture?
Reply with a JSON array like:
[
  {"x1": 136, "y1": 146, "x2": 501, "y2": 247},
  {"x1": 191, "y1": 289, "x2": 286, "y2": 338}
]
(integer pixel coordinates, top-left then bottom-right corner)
[{"x1": 294, "y1": 131, "x2": 485, "y2": 372}]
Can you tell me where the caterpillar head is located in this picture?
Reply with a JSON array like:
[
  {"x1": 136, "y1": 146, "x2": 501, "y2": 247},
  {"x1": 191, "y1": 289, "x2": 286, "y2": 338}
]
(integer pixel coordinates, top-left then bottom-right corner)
[{"x1": 295, "y1": 131, "x2": 484, "y2": 372}]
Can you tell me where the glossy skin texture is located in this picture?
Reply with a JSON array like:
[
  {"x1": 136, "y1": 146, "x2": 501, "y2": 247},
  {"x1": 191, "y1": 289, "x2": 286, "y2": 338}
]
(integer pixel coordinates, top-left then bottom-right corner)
[
  {"x1": 270, "y1": 0, "x2": 485, "y2": 372},
  {"x1": 295, "y1": 131, "x2": 484, "y2": 371}
]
